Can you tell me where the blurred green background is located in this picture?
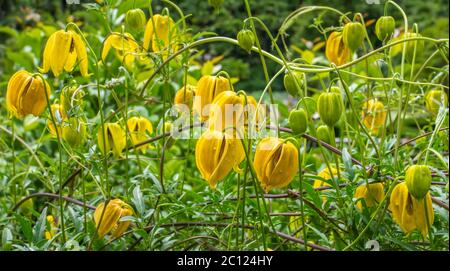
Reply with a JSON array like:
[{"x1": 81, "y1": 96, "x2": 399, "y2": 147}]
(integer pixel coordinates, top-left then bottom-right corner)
[{"x1": 0, "y1": 0, "x2": 449, "y2": 92}]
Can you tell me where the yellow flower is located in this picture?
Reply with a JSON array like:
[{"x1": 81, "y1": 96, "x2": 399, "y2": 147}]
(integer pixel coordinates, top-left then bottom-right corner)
[
  {"x1": 47, "y1": 103, "x2": 66, "y2": 137},
  {"x1": 94, "y1": 199, "x2": 134, "y2": 238},
  {"x1": 425, "y1": 90, "x2": 448, "y2": 116},
  {"x1": 193, "y1": 75, "x2": 231, "y2": 120},
  {"x1": 127, "y1": 116, "x2": 153, "y2": 152},
  {"x1": 45, "y1": 215, "x2": 58, "y2": 240},
  {"x1": 208, "y1": 90, "x2": 246, "y2": 133},
  {"x1": 313, "y1": 166, "x2": 338, "y2": 201},
  {"x1": 389, "y1": 182, "x2": 434, "y2": 237},
  {"x1": 41, "y1": 29, "x2": 88, "y2": 77},
  {"x1": 195, "y1": 130, "x2": 245, "y2": 189},
  {"x1": 143, "y1": 14, "x2": 178, "y2": 53},
  {"x1": 354, "y1": 183, "x2": 384, "y2": 210},
  {"x1": 6, "y1": 70, "x2": 51, "y2": 119},
  {"x1": 362, "y1": 99, "x2": 387, "y2": 134},
  {"x1": 102, "y1": 32, "x2": 140, "y2": 68},
  {"x1": 97, "y1": 123, "x2": 126, "y2": 158},
  {"x1": 325, "y1": 31, "x2": 351, "y2": 66},
  {"x1": 174, "y1": 84, "x2": 196, "y2": 106},
  {"x1": 253, "y1": 137, "x2": 299, "y2": 192}
]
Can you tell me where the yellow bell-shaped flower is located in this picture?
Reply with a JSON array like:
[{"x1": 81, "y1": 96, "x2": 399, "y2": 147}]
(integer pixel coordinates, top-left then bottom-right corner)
[
  {"x1": 174, "y1": 84, "x2": 196, "y2": 106},
  {"x1": 313, "y1": 166, "x2": 339, "y2": 201},
  {"x1": 127, "y1": 116, "x2": 153, "y2": 152},
  {"x1": 195, "y1": 130, "x2": 245, "y2": 189},
  {"x1": 208, "y1": 90, "x2": 246, "y2": 133},
  {"x1": 389, "y1": 182, "x2": 434, "y2": 237},
  {"x1": 97, "y1": 123, "x2": 126, "y2": 158},
  {"x1": 253, "y1": 137, "x2": 299, "y2": 192},
  {"x1": 93, "y1": 199, "x2": 134, "y2": 238},
  {"x1": 362, "y1": 99, "x2": 387, "y2": 134},
  {"x1": 6, "y1": 70, "x2": 51, "y2": 119},
  {"x1": 102, "y1": 32, "x2": 140, "y2": 68},
  {"x1": 193, "y1": 75, "x2": 231, "y2": 120},
  {"x1": 325, "y1": 31, "x2": 351, "y2": 66},
  {"x1": 354, "y1": 183, "x2": 385, "y2": 210},
  {"x1": 41, "y1": 29, "x2": 89, "y2": 77},
  {"x1": 143, "y1": 14, "x2": 178, "y2": 53},
  {"x1": 45, "y1": 215, "x2": 59, "y2": 240}
]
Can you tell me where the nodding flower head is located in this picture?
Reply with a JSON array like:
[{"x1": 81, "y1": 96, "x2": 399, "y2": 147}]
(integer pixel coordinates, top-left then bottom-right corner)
[
  {"x1": 41, "y1": 29, "x2": 89, "y2": 77},
  {"x1": 6, "y1": 70, "x2": 51, "y2": 119},
  {"x1": 97, "y1": 123, "x2": 126, "y2": 158},
  {"x1": 94, "y1": 199, "x2": 134, "y2": 238}
]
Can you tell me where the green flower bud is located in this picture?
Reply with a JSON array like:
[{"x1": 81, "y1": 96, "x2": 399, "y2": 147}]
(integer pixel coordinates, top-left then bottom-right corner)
[
  {"x1": 62, "y1": 118, "x2": 87, "y2": 147},
  {"x1": 405, "y1": 165, "x2": 432, "y2": 200},
  {"x1": 342, "y1": 22, "x2": 365, "y2": 51},
  {"x1": 316, "y1": 125, "x2": 331, "y2": 144},
  {"x1": 375, "y1": 16, "x2": 395, "y2": 41},
  {"x1": 126, "y1": 9, "x2": 146, "y2": 30},
  {"x1": 317, "y1": 90, "x2": 344, "y2": 127},
  {"x1": 284, "y1": 71, "x2": 305, "y2": 97},
  {"x1": 237, "y1": 29, "x2": 255, "y2": 53},
  {"x1": 60, "y1": 86, "x2": 84, "y2": 117},
  {"x1": 289, "y1": 108, "x2": 308, "y2": 135}
]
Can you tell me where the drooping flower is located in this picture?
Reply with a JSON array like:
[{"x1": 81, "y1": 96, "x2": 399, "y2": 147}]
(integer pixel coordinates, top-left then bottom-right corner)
[
  {"x1": 362, "y1": 99, "x2": 387, "y2": 134},
  {"x1": 325, "y1": 31, "x2": 351, "y2": 66},
  {"x1": 174, "y1": 84, "x2": 196, "y2": 106},
  {"x1": 47, "y1": 103, "x2": 66, "y2": 136},
  {"x1": 253, "y1": 137, "x2": 299, "y2": 192},
  {"x1": 195, "y1": 130, "x2": 245, "y2": 189},
  {"x1": 102, "y1": 32, "x2": 140, "y2": 68},
  {"x1": 193, "y1": 75, "x2": 231, "y2": 120},
  {"x1": 97, "y1": 123, "x2": 126, "y2": 158},
  {"x1": 41, "y1": 29, "x2": 89, "y2": 77},
  {"x1": 6, "y1": 70, "x2": 51, "y2": 119},
  {"x1": 143, "y1": 14, "x2": 178, "y2": 53},
  {"x1": 389, "y1": 182, "x2": 434, "y2": 237},
  {"x1": 354, "y1": 183, "x2": 385, "y2": 210},
  {"x1": 127, "y1": 116, "x2": 153, "y2": 152},
  {"x1": 94, "y1": 199, "x2": 134, "y2": 238},
  {"x1": 425, "y1": 90, "x2": 448, "y2": 116},
  {"x1": 313, "y1": 166, "x2": 339, "y2": 201}
]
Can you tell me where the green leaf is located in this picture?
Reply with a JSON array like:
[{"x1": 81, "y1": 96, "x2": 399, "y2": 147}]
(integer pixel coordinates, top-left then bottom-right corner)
[{"x1": 33, "y1": 207, "x2": 48, "y2": 243}]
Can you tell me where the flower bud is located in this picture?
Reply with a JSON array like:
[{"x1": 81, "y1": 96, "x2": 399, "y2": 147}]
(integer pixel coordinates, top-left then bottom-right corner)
[
  {"x1": 62, "y1": 117, "x2": 87, "y2": 147},
  {"x1": 362, "y1": 99, "x2": 387, "y2": 134},
  {"x1": 19, "y1": 198, "x2": 33, "y2": 216},
  {"x1": 237, "y1": 29, "x2": 255, "y2": 53},
  {"x1": 404, "y1": 32, "x2": 424, "y2": 61},
  {"x1": 317, "y1": 90, "x2": 344, "y2": 127},
  {"x1": 253, "y1": 137, "x2": 299, "y2": 192},
  {"x1": 94, "y1": 199, "x2": 134, "y2": 238},
  {"x1": 389, "y1": 182, "x2": 434, "y2": 237},
  {"x1": 174, "y1": 84, "x2": 196, "y2": 106},
  {"x1": 425, "y1": 90, "x2": 448, "y2": 116},
  {"x1": 325, "y1": 31, "x2": 351, "y2": 66},
  {"x1": 375, "y1": 16, "x2": 395, "y2": 41},
  {"x1": 194, "y1": 75, "x2": 231, "y2": 120},
  {"x1": 354, "y1": 183, "x2": 384, "y2": 210},
  {"x1": 405, "y1": 165, "x2": 431, "y2": 200},
  {"x1": 45, "y1": 215, "x2": 58, "y2": 240},
  {"x1": 60, "y1": 86, "x2": 84, "y2": 117},
  {"x1": 288, "y1": 108, "x2": 308, "y2": 135},
  {"x1": 127, "y1": 116, "x2": 153, "y2": 152},
  {"x1": 195, "y1": 130, "x2": 245, "y2": 189},
  {"x1": 6, "y1": 70, "x2": 51, "y2": 119},
  {"x1": 342, "y1": 22, "x2": 365, "y2": 51},
  {"x1": 283, "y1": 70, "x2": 304, "y2": 97},
  {"x1": 316, "y1": 125, "x2": 331, "y2": 144},
  {"x1": 97, "y1": 123, "x2": 126, "y2": 158},
  {"x1": 126, "y1": 8, "x2": 146, "y2": 30}
]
